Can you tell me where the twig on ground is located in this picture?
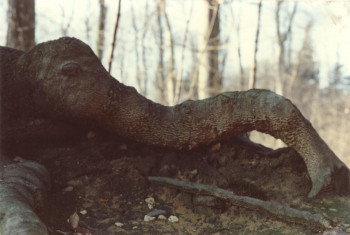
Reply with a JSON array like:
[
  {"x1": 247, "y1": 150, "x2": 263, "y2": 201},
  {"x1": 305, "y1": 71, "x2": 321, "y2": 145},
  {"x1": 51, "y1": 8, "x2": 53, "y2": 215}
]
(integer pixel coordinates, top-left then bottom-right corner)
[{"x1": 148, "y1": 176, "x2": 332, "y2": 230}]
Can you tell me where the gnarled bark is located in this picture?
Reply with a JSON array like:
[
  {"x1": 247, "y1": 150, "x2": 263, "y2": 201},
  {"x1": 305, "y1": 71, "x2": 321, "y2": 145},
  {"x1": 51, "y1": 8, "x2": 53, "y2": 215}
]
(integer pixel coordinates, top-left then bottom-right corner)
[
  {"x1": 0, "y1": 37, "x2": 349, "y2": 198},
  {"x1": 0, "y1": 161, "x2": 49, "y2": 235}
]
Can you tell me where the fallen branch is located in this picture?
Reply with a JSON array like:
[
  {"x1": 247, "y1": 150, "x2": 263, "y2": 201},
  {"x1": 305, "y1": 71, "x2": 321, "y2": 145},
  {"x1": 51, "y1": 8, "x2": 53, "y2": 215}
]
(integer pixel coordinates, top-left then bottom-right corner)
[
  {"x1": 148, "y1": 176, "x2": 332, "y2": 230},
  {"x1": 0, "y1": 161, "x2": 50, "y2": 235}
]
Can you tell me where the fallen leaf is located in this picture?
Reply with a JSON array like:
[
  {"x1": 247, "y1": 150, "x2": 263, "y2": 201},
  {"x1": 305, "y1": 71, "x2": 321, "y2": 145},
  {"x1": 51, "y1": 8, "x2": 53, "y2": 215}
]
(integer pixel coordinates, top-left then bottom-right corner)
[{"x1": 68, "y1": 212, "x2": 79, "y2": 229}]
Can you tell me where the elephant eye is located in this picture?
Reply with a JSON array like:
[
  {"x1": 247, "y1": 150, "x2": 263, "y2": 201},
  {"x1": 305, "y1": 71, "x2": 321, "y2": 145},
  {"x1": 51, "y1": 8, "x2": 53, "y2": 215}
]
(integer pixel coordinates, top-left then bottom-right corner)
[{"x1": 61, "y1": 62, "x2": 82, "y2": 76}]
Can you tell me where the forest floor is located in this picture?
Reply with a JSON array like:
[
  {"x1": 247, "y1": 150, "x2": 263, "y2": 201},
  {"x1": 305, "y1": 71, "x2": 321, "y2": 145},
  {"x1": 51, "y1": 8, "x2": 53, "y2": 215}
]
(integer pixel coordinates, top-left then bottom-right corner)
[{"x1": 7, "y1": 131, "x2": 350, "y2": 235}]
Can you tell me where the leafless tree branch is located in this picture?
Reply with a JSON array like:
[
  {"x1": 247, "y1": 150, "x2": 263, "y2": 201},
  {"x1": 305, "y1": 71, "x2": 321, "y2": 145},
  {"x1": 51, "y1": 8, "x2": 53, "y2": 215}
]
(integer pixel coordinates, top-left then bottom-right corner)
[
  {"x1": 108, "y1": 0, "x2": 122, "y2": 73},
  {"x1": 248, "y1": 0, "x2": 262, "y2": 89}
]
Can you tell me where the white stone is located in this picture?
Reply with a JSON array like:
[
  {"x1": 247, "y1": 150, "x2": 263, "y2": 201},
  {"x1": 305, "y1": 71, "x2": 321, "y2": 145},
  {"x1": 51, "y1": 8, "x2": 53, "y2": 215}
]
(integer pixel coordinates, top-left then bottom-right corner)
[
  {"x1": 115, "y1": 222, "x2": 124, "y2": 227},
  {"x1": 79, "y1": 209, "x2": 87, "y2": 215},
  {"x1": 158, "y1": 215, "x2": 167, "y2": 220},
  {"x1": 144, "y1": 215, "x2": 156, "y2": 222},
  {"x1": 168, "y1": 215, "x2": 179, "y2": 223},
  {"x1": 145, "y1": 197, "x2": 155, "y2": 209}
]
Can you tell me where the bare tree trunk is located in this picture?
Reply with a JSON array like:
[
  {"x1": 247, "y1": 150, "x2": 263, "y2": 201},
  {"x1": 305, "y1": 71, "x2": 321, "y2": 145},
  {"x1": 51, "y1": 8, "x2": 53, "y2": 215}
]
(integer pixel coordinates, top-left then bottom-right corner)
[
  {"x1": 156, "y1": 0, "x2": 166, "y2": 102},
  {"x1": 97, "y1": 0, "x2": 107, "y2": 60},
  {"x1": 108, "y1": 0, "x2": 122, "y2": 73},
  {"x1": 275, "y1": 1, "x2": 297, "y2": 95},
  {"x1": 231, "y1": 4, "x2": 245, "y2": 91},
  {"x1": 141, "y1": 1, "x2": 149, "y2": 97},
  {"x1": 130, "y1": 2, "x2": 141, "y2": 93},
  {"x1": 287, "y1": 20, "x2": 313, "y2": 98},
  {"x1": 6, "y1": 0, "x2": 35, "y2": 51},
  {"x1": 173, "y1": 0, "x2": 194, "y2": 104},
  {"x1": 275, "y1": 1, "x2": 284, "y2": 95},
  {"x1": 207, "y1": 0, "x2": 221, "y2": 97},
  {"x1": 130, "y1": 1, "x2": 149, "y2": 96},
  {"x1": 197, "y1": 15, "x2": 209, "y2": 100},
  {"x1": 196, "y1": 0, "x2": 220, "y2": 99},
  {"x1": 161, "y1": 0, "x2": 176, "y2": 105},
  {"x1": 248, "y1": 0, "x2": 262, "y2": 89},
  {"x1": 2, "y1": 37, "x2": 349, "y2": 200}
]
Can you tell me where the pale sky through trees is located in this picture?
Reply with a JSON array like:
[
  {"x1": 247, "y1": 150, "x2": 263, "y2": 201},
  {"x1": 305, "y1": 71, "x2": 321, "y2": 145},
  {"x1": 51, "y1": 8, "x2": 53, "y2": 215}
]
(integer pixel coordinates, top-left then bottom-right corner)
[{"x1": 1, "y1": 0, "x2": 349, "y2": 92}]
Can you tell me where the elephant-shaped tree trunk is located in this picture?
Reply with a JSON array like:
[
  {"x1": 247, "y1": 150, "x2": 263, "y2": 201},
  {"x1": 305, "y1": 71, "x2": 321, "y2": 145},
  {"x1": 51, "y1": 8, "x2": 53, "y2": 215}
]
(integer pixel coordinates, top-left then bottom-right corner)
[{"x1": 1, "y1": 37, "x2": 349, "y2": 198}]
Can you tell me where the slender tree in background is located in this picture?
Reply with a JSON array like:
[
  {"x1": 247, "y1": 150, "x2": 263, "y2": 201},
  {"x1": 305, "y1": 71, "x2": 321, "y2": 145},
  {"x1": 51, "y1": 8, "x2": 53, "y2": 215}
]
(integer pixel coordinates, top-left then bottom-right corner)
[
  {"x1": 196, "y1": 2, "x2": 209, "y2": 100},
  {"x1": 285, "y1": 20, "x2": 317, "y2": 104},
  {"x1": 97, "y1": 0, "x2": 107, "y2": 60},
  {"x1": 173, "y1": 0, "x2": 194, "y2": 104},
  {"x1": 231, "y1": 4, "x2": 245, "y2": 91},
  {"x1": 156, "y1": 0, "x2": 166, "y2": 102},
  {"x1": 140, "y1": 1, "x2": 150, "y2": 97},
  {"x1": 296, "y1": 22, "x2": 318, "y2": 85},
  {"x1": 197, "y1": 0, "x2": 221, "y2": 99},
  {"x1": 108, "y1": 0, "x2": 122, "y2": 73},
  {"x1": 248, "y1": 0, "x2": 262, "y2": 89},
  {"x1": 131, "y1": 2, "x2": 141, "y2": 93},
  {"x1": 159, "y1": 0, "x2": 176, "y2": 105},
  {"x1": 6, "y1": 0, "x2": 35, "y2": 51},
  {"x1": 292, "y1": 21, "x2": 319, "y2": 117},
  {"x1": 275, "y1": 1, "x2": 297, "y2": 95},
  {"x1": 163, "y1": 2, "x2": 176, "y2": 105},
  {"x1": 207, "y1": 0, "x2": 221, "y2": 97},
  {"x1": 155, "y1": 0, "x2": 176, "y2": 105},
  {"x1": 131, "y1": 1, "x2": 149, "y2": 96}
]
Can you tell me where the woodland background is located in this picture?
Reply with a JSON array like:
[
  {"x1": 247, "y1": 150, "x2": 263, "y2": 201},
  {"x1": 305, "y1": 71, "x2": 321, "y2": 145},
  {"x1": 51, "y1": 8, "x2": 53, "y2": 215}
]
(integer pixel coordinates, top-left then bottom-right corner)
[{"x1": 1, "y1": 0, "x2": 350, "y2": 166}]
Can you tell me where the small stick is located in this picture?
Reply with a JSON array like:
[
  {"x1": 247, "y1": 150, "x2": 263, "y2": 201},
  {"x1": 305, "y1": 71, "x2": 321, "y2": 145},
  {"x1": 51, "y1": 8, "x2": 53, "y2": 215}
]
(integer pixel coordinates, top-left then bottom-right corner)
[{"x1": 148, "y1": 176, "x2": 332, "y2": 230}]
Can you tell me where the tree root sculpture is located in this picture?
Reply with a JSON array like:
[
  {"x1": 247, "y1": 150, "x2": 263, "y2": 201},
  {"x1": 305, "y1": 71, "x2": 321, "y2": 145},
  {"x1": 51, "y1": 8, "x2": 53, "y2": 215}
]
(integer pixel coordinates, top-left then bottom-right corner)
[
  {"x1": 1, "y1": 37, "x2": 349, "y2": 198},
  {"x1": 0, "y1": 161, "x2": 49, "y2": 235}
]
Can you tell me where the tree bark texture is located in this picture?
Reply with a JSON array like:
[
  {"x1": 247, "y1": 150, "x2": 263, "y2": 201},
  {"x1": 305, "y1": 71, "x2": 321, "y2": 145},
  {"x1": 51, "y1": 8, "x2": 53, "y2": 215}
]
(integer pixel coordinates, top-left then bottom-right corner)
[
  {"x1": 0, "y1": 37, "x2": 349, "y2": 199},
  {"x1": 6, "y1": 0, "x2": 35, "y2": 51},
  {"x1": 0, "y1": 161, "x2": 49, "y2": 235}
]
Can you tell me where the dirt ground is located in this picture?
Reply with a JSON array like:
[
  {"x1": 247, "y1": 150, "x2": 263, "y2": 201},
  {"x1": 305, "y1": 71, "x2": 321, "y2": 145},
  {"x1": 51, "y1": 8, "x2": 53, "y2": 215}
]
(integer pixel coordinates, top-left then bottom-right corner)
[{"x1": 5, "y1": 130, "x2": 350, "y2": 235}]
